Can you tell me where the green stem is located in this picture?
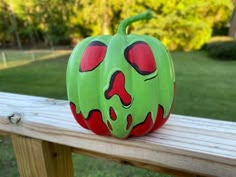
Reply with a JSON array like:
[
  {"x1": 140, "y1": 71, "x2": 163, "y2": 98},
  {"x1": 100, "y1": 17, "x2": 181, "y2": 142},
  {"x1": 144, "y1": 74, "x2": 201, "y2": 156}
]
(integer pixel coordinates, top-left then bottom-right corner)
[{"x1": 117, "y1": 10, "x2": 152, "y2": 35}]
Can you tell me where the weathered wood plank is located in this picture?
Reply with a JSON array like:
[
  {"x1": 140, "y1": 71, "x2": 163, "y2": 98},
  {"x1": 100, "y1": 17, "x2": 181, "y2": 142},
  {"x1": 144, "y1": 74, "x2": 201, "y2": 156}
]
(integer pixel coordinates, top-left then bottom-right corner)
[
  {"x1": 11, "y1": 134, "x2": 74, "y2": 177},
  {"x1": 0, "y1": 92, "x2": 236, "y2": 177}
]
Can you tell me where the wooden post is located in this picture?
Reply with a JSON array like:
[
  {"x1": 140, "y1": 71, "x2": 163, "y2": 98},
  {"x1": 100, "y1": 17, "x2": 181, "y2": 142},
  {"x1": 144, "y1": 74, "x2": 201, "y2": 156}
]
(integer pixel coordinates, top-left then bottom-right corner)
[
  {"x1": 1, "y1": 52, "x2": 7, "y2": 67},
  {"x1": 11, "y1": 134, "x2": 74, "y2": 177}
]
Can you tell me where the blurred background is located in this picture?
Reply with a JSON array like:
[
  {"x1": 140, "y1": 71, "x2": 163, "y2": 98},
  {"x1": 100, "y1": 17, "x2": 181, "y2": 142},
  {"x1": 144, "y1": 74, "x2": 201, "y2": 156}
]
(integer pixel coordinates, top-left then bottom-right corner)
[
  {"x1": 0, "y1": 0, "x2": 235, "y2": 50},
  {"x1": 0, "y1": 1, "x2": 236, "y2": 177}
]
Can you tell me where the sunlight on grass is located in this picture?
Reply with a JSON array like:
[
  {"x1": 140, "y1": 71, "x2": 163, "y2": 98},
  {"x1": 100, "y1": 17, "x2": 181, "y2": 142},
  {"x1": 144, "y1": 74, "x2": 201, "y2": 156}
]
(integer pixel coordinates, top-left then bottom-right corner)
[{"x1": 0, "y1": 50, "x2": 71, "y2": 70}]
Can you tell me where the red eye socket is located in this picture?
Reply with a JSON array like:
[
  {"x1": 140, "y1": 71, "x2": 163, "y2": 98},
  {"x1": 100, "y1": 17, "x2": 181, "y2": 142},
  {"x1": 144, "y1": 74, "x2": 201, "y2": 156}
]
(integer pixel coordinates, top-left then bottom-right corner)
[
  {"x1": 79, "y1": 41, "x2": 107, "y2": 72},
  {"x1": 124, "y1": 41, "x2": 156, "y2": 75}
]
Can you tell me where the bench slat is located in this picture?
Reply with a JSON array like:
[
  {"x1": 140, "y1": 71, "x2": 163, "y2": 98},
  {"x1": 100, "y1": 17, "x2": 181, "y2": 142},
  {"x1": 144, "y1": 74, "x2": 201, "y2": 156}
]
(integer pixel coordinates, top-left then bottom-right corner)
[{"x1": 0, "y1": 92, "x2": 236, "y2": 177}]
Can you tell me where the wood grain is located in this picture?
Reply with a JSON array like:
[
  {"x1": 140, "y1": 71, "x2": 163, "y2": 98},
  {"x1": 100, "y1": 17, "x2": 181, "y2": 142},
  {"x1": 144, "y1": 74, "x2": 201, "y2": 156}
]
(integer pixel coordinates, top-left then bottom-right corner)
[
  {"x1": 11, "y1": 134, "x2": 74, "y2": 177},
  {"x1": 0, "y1": 92, "x2": 236, "y2": 177}
]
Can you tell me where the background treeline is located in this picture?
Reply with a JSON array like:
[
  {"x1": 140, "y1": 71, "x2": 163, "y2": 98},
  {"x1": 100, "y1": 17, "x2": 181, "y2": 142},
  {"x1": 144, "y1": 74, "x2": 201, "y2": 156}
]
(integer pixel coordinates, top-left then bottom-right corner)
[{"x1": 0, "y1": 0, "x2": 234, "y2": 50}]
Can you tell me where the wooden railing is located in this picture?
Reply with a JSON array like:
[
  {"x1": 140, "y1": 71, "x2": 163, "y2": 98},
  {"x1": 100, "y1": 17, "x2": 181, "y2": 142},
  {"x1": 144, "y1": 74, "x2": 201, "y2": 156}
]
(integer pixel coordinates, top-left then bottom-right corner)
[{"x1": 0, "y1": 92, "x2": 236, "y2": 177}]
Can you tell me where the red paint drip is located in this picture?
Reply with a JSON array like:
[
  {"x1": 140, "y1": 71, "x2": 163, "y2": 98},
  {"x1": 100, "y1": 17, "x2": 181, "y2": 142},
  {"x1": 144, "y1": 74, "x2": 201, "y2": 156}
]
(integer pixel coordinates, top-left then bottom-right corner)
[
  {"x1": 70, "y1": 102, "x2": 88, "y2": 129},
  {"x1": 150, "y1": 105, "x2": 166, "y2": 131},
  {"x1": 86, "y1": 110, "x2": 110, "y2": 136},
  {"x1": 105, "y1": 71, "x2": 132, "y2": 106},
  {"x1": 130, "y1": 112, "x2": 153, "y2": 137},
  {"x1": 109, "y1": 107, "x2": 117, "y2": 120},
  {"x1": 69, "y1": 102, "x2": 110, "y2": 136},
  {"x1": 151, "y1": 83, "x2": 176, "y2": 132},
  {"x1": 126, "y1": 114, "x2": 133, "y2": 130}
]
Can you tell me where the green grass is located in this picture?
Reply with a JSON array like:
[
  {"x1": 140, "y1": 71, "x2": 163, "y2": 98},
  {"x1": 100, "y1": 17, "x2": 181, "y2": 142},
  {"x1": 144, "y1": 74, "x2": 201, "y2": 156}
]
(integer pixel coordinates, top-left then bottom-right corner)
[
  {"x1": 0, "y1": 136, "x2": 18, "y2": 177},
  {"x1": 172, "y1": 51, "x2": 236, "y2": 121},
  {"x1": 0, "y1": 50, "x2": 236, "y2": 177},
  {"x1": 0, "y1": 50, "x2": 70, "y2": 69},
  {"x1": 0, "y1": 52, "x2": 69, "y2": 99},
  {"x1": 72, "y1": 154, "x2": 170, "y2": 177}
]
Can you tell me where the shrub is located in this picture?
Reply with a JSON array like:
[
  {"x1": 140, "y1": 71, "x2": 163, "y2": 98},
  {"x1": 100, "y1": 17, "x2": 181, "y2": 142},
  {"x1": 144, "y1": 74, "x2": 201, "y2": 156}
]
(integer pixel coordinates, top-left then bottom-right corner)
[{"x1": 205, "y1": 40, "x2": 236, "y2": 60}]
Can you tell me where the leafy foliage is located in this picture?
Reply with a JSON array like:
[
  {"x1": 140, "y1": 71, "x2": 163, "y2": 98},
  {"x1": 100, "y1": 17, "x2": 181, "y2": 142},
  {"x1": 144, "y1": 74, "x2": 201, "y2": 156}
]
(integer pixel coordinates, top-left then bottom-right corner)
[
  {"x1": 131, "y1": 0, "x2": 233, "y2": 50},
  {"x1": 0, "y1": 0, "x2": 233, "y2": 50}
]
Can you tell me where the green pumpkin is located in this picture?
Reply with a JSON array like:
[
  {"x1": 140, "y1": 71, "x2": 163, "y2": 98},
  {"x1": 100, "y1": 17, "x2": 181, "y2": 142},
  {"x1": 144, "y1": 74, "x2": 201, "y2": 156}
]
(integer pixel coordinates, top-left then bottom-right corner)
[{"x1": 67, "y1": 10, "x2": 175, "y2": 138}]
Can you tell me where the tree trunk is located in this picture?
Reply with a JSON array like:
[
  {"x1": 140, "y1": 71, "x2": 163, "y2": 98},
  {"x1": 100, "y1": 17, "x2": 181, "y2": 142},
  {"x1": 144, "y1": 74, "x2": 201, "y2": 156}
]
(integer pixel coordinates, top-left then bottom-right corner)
[
  {"x1": 102, "y1": 0, "x2": 110, "y2": 35},
  {"x1": 15, "y1": 30, "x2": 22, "y2": 49},
  {"x1": 44, "y1": 33, "x2": 54, "y2": 50},
  {"x1": 9, "y1": 5, "x2": 22, "y2": 49},
  {"x1": 29, "y1": 32, "x2": 36, "y2": 48},
  {"x1": 34, "y1": 30, "x2": 41, "y2": 45},
  {"x1": 229, "y1": 4, "x2": 236, "y2": 38}
]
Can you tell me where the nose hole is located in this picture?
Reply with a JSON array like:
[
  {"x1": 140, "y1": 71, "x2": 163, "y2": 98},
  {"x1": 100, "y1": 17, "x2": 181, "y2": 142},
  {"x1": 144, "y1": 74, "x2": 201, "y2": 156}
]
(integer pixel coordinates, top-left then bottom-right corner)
[{"x1": 105, "y1": 71, "x2": 132, "y2": 106}]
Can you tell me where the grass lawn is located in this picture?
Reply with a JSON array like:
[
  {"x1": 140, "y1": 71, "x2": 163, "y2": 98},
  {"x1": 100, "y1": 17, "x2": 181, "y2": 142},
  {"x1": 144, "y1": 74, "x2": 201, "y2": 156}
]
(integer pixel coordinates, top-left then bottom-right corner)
[
  {"x1": 172, "y1": 51, "x2": 236, "y2": 121},
  {"x1": 0, "y1": 50, "x2": 236, "y2": 177}
]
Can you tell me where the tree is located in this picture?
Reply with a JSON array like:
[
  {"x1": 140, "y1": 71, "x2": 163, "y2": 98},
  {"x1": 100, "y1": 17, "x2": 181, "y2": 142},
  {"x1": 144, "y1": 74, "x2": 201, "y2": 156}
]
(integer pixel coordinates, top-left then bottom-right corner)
[
  {"x1": 0, "y1": 1, "x2": 11, "y2": 47},
  {"x1": 0, "y1": 0, "x2": 233, "y2": 50},
  {"x1": 0, "y1": 0, "x2": 23, "y2": 49},
  {"x1": 70, "y1": 0, "x2": 233, "y2": 50},
  {"x1": 129, "y1": 0, "x2": 233, "y2": 50}
]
